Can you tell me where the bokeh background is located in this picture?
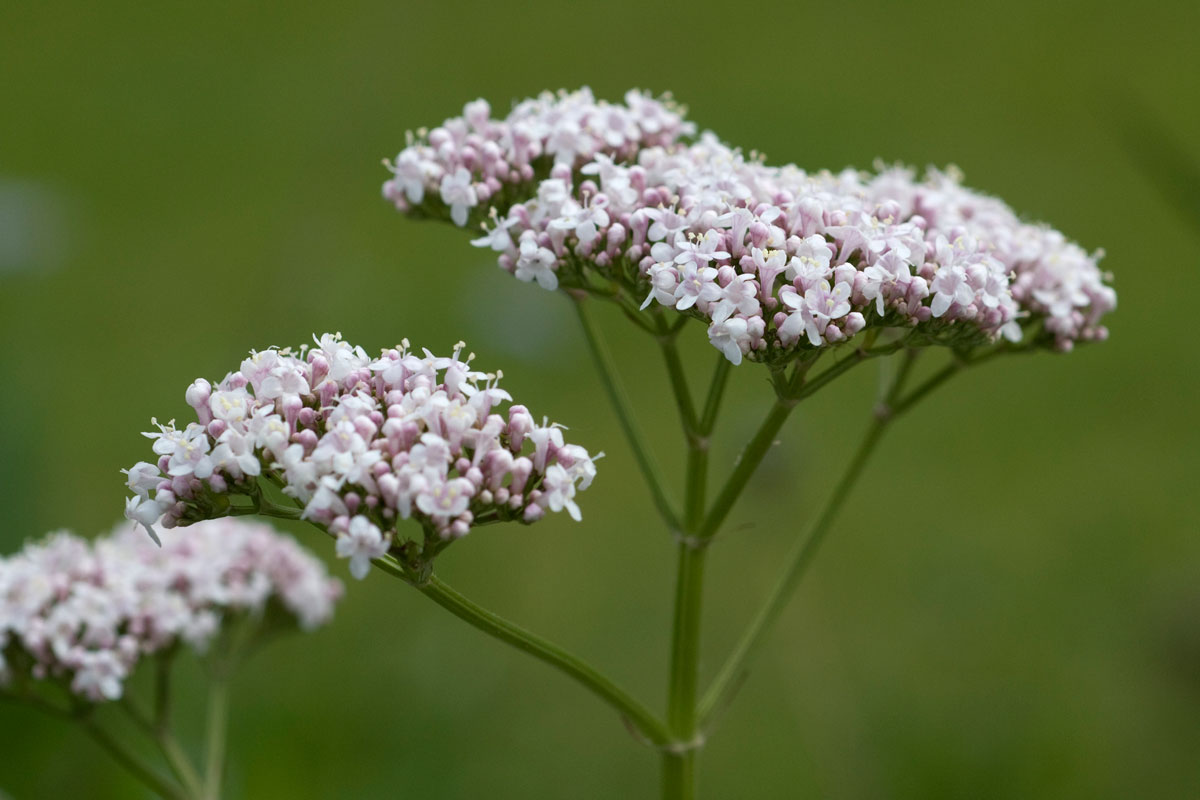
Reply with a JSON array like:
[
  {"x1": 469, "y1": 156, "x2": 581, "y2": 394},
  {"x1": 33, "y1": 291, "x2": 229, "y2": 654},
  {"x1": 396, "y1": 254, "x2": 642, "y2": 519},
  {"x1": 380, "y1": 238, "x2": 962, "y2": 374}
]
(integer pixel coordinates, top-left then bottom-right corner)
[{"x1": 2, "y1": 1, "x2": 1198, "y2": 797}]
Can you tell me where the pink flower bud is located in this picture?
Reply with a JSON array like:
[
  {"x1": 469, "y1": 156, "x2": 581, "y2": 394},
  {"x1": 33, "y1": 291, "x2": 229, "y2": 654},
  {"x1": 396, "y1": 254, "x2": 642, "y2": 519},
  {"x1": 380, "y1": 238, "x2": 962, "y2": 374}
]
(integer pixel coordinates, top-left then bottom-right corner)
[
  {"x1": 844, "y1": 312, "x2": 866, "y2": 336},
  {"x1": 509, "y1": 456, "x2": 533, "y2": 495},
  {"x1": 293, "y1": 428, "x2": 318, "y2": 451},
  {"x1": 186, "y1": 379, "x2": 213, "y2": 424}
]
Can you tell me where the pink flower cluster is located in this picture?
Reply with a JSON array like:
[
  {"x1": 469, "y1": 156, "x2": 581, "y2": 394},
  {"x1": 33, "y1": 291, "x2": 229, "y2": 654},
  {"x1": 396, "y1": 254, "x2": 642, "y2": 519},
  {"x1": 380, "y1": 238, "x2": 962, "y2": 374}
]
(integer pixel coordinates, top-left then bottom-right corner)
[
  {"x1": 385, "y1": 92, "x2": 1116, "y2": 361},
  {"x1": 0, "y1": 519, "x2": 341, "y2": 702},
  {"x1": 124, "y1": 334, "x2": 599, "y2": 580},
  {"x1": 381, "y1": 87, "x2": 694, "y2": 227}
]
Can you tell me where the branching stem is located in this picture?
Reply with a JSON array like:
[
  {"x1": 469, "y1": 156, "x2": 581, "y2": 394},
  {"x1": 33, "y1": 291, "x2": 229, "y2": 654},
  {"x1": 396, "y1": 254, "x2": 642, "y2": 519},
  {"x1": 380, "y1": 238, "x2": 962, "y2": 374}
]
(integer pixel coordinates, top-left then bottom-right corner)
[
  {"x1": 696, "y1": 350, "x2": 974, "y2": 728},
  {"x1": 572, "y1": 295, "x2": 683, "y2": 535}
]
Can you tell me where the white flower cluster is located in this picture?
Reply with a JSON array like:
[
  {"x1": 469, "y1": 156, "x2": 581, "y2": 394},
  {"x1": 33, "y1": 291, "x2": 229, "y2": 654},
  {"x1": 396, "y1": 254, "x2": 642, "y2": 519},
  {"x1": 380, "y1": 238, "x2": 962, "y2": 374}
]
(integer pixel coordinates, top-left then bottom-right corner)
[
  {"x1": 386, "y1": 91, "x2": 1116, "y2": 360},
  {"x1": 124, "y1": 334, "x2": 599, "y2": 580},
  {"x1": 0, "y1": 519, "x2": 341, "y2": 702},
  {"x1": 381, "y1": 87, "x2": 694, "y2": 226},
  {"x1": 875, "y1": 165, "x2": 1117, "y2": 350}
]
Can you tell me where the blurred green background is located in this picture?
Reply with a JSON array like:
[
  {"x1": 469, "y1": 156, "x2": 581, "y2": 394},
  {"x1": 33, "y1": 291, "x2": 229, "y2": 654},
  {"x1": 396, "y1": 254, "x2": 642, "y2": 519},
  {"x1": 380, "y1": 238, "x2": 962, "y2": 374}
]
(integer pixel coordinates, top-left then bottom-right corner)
[{"x1": 2, "y1": 1, "x2": 1198, "y2": 797}]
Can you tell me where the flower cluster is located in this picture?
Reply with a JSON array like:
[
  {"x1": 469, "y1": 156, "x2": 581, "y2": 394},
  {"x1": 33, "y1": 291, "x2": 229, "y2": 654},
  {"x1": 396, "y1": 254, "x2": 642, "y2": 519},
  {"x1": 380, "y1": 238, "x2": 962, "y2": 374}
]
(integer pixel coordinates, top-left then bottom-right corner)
[
  {"x1": 385, "y1": 91, "x2": 1116, "y2": 362},
  {"x1": 879, "y1": 165, "x2": 1117, "y2": 350},
  {"x1": 124, "y1": 334, "x2": 599, "y2": 580},
  {"x1": 381, "y1": 87, "x2": 694, "y2": 227},
  {"x1": 0, "y1": 519, "x2": 341, "y2": 702}
]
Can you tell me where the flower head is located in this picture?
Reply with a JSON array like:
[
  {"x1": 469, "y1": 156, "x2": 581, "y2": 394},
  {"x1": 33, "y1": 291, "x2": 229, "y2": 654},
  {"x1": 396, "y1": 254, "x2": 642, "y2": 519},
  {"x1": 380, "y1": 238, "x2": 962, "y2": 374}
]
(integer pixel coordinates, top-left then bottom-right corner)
[
  {"x1": 382, "y1": 88, "x2": 693, "y2": 228},
  {"x1": 0, "y1": 519, "x2": 341, "y2": 702},
  {"x1": 123, "y1": 334, "x2": 600, "y2": 580},
  {"x1": 387, "y1": 91, "x2": 1116, "y2": 361}
]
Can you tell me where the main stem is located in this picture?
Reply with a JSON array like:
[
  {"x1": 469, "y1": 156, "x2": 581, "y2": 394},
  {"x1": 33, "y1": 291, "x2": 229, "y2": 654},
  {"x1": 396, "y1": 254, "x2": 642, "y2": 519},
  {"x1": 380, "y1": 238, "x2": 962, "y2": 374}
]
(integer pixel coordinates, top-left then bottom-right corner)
[
  {"x1": 662, "y1": 334, "x2": 712, "y2": 800},
  {"x1": 662, "y1": 543, "x2": 705, "y2": 798}
]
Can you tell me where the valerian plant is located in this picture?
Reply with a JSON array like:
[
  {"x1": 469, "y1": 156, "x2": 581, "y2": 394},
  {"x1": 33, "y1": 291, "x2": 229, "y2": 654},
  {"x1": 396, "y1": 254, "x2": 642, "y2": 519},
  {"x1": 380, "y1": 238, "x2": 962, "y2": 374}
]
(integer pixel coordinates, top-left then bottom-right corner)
[
  {"x1": 0, "y1": 519, "x2": 342, "y2": 800},
  {"x1": 121, "y1": 88, "x2": 1114, "y2": 799}
]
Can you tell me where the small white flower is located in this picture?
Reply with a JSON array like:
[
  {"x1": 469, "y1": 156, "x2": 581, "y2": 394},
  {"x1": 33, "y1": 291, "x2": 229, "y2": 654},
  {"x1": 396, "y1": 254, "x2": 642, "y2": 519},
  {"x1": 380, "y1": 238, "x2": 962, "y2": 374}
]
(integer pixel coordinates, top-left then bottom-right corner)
[
  {"x1": 166, "y1": 424, "x2": 213, "y2": 480},
  {"x1": 707, "y1": 307, "x2": 751, "y2": 365},
  {"x1": 930, "y1": 267, "x2": 975, "y2": 317},
  {"x1": 515, "y1": 235, "x2": 559, "y2": 290},
  {"x1": 389, "y1": 149, "x2": 429, "y2": 204},
  {"x1": 861, "y1": 252, "x2": 912, "y2": 316},
  {"x1": 123, "y1": 461, "x2": 161, "y2": 497},
  {"x1": 541, "y1": 464, "x2": 581, "y2": 521},
  {"x1": 211, "y1": 430, "x2": 261, "y2": 480},
  {"x1": 439, "y1": 167, "x2": 478, "y2": 227},
  {"x1": 124, "y1": 496, "x2": 164, "y2": 545},
  {"x1": 471, "y1": 214, "x2": 517, "y2": 252},
  {"x1": 415, "y1": 477, "x2": 474, "y2": 521},
  {"x1": 335, "y1": 516, "x2": 389, "y2": 580},
  {"x1": 674, "y1": 263, "x2": 721, "y2": 311}
]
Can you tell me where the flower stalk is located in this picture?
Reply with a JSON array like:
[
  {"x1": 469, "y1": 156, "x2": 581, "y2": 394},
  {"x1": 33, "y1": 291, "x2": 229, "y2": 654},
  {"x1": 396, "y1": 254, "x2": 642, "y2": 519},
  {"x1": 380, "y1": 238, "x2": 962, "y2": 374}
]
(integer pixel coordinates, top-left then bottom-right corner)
[
  {"x1": 81, "y1": 719, "x2": 190, "y2": 800},
  {"x1": 572, "y1": 295, "x2": 683, "y2": 534},
  {"x1": 203, "y1": 676, "x2": 229, "y2": 800},
  {"x1": 408, "y1": 573, "x2": 674, "y2": 748}
]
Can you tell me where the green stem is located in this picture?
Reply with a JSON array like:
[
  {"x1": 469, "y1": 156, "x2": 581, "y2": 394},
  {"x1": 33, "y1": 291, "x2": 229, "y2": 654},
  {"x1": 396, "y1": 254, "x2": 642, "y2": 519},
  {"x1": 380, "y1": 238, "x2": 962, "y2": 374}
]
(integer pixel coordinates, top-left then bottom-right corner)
[
  {"x1": 693, "y1": 340, "x2": 911, "y2": 544},
  {"x1": 791, "y1": 338, "x2": 909, "y2": 402},
  {"x1": 572, "y1": 295, "x2": 682, "y2": 534},
  {"x1": 82, "y1": 720, "x2": 189, "y2": 800},
  {"x1": 696, "y1": 414, "x2": 889, "y2": 728},
  {"x1": 662, "y1": 353, "x2": 715, "y2": 799},
  {"x1": 0, "y1": 689, "x2": 73, "y2": 721},
  {"x1": 658, "y1": 333, "x2": 698, "y2": 435},
  {"x1": 203, "y1": 678, "x2": 229, "y2": 800},
  {"x1": 120, "y1": 697, "x2": 204, "y2": 799},
  {"x1": 661, "y1": 748, "x2": 696, "y2": 799},
  {"x1": 891, "y1": 360, "x2": 958, "y2": 416},
  {"x1": 697, "y1": 398, "x2": 796, "y2": 540},
  {"x1": 410, "y1": 574, "x2": 673, "y2": 748},
  {"x1": 155, "y1": 653, "x2": 172, "y2": 728},
  {"x1": 662, "y1": 544, "x2": 706, "y2": 800},
  {"x1": 157, "y1": 730, "x2": 205, "y2": 800},
  {"x1": 697, "y1": 351, "x2": 959, "y2": 728},
  {"x1": 697, "y1": 356, "x2": 732, "y2": 436},
  {"x1": 683, "y1": 445, "x2": 708, "y2": 533}
]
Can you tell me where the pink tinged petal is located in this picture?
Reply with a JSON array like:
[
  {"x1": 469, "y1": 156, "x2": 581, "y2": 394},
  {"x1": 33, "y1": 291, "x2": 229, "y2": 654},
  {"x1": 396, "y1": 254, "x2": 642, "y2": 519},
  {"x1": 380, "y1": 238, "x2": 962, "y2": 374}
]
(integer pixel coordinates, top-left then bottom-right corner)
[
  {"x1": 778, "y1": 311, "x2": 805, "y2": 344},
  {"x1": 931, "y1": 292, "x2": 953, "y2": 317},
  {"x1": 536, "y1": 268, "x2": 558, "y2": 291}
]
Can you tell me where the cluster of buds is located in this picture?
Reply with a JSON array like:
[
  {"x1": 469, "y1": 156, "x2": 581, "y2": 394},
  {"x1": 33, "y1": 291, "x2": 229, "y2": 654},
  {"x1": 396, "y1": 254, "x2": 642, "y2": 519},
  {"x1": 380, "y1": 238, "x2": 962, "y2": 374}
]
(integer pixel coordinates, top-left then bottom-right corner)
[
  {"x1": 381, "y1": 87, "x2": 694, "y2": 227},
  {"x1": 0, "y1": 519, "x2": 341, "y2": 702},
  {"x1": 876, "y1": 165, "x2": 1117, "y2": 350},
  {"x1": 385, "y1": 91, "x2": 1116, "y2": 362},
  {"x1": 123, "y1": 334, "x2": 599, "y2": 579}
]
